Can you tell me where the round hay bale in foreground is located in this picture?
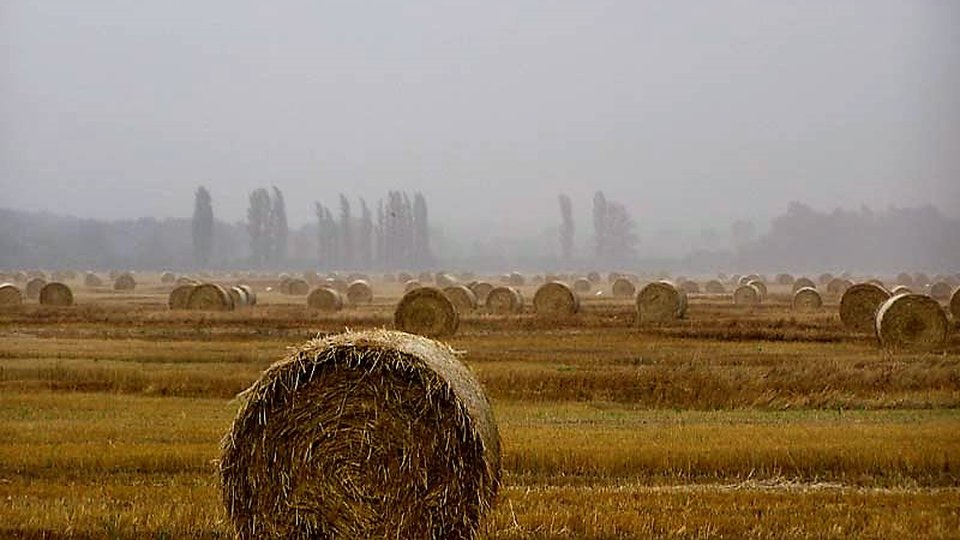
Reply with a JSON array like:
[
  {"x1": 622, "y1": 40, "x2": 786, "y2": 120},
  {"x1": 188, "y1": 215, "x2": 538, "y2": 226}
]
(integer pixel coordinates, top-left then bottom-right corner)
[
  {"x1": 238, "y1": 285, "x2": 257, "y2": 306},
  {"x1": 572, "y1": 278, "x2": 591, "y2": 293},
  {"x1": 533, "y1": 281, "x2": 580, "y2": 318},
  {"x1": 485, "y1": 286, "x2": 524, "y2": 315},
  {"x1": 733, "y1": 284, "x2": 761, "y2": 306},
  {"x1": 160, "y1": 271, "x2": 176, "y2": 284},
  {"x1": 951, "y1": 287, "x2": 960, "y2": 320},
  {"x1": 792, "y1": 277, "x2": 816, "y2": 293},
  {"x1": 792, "y1": 287, "x2": 822, "y2": 311},
  {"x1": 0, "y1": 283, "x2": 23, "y2": 307},
  {"x1": 747, "y1": 279, "x2": 767, "y2": 299},
  {"x1": 26, "y1": 278, "x2": 46, "y2": 300},
  {"x1": 219, "y1": 329, "x2": 501, "y2": 539},
  {"x1": 891, "y1": 285, "x2": 913, "y2": 297},
  {"x1": 346, "y1": 280, "x2": 374, "y2": 304},
  {"x1": 168, "y1": 284, "x2": 196, "y2": 310},
  {"x1": 468, "y1": 281, "x2": 494, "y2": 305},
  {"x1": 113, "y1": 273, "x2": 136, "y2": 291},
  {"x1": 636, "y1": 281, "x2": 687, "y2": 323},
  {"x1": 39, "y1": 282, "x2": 73, "y2": 306},
  {"x1": 443, "y1": 285, "x2": 478, "y2": 313},
  {"x1": 705, "y1": 280, "x2": 725, "y2": 294},
  {"x1": 876, "y1": 294, "x2": 948, "y2": 350},
  {"x1": 930, "y1": 281, "x2": 952, "y2": 301},
  {"x1": 840, "y1": 283, "x2": 891, "y2": 333},
  {"x1": 228, "y1": 286, "x2": 249, "y2": 308},
  {"x1": 307, "y1": 287, "x2": 343, "y2": 312},
  {"x1": 612, "y1": 277, "x2": 636, "y2": 298},
  {"x1": 395, "y1": 287, "x2": 459, "y2": 337},
  {"x1": 187, "y1": 283, "x2": 233, "y2": 311}
]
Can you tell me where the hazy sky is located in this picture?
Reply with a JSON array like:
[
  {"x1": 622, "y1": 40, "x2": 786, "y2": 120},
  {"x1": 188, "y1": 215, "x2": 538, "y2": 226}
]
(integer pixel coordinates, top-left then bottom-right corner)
[{"x1": 2, "y1": 1, "x2": 958, "y2": 238}]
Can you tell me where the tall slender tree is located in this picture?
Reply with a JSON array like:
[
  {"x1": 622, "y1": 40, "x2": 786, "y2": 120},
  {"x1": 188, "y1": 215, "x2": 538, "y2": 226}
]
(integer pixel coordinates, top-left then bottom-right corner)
[
  {"x1": 270, "y1": 186, "x2": 288, "y2": 263},
  {"x1": 558, "y1": 193, "x2": 574, "y2": 264},
  {"x1": 412, "y1": 192, "x2": 430, "y2": 266},
  {"x1": 339, "y1": 194, "x2": 353, "y2": 269},
  {"x1": 359, "y1": 198, "x2": 373, "y2": 269},
  {"x1": 191, "y1": 186, "x2": 214, "y2": 267},
  {"x1": 247, "y1": 188, "x2": 272, "y2": 268},
  {"x1": 592, "y1": 191, "x2": 608, "y2": 259}
]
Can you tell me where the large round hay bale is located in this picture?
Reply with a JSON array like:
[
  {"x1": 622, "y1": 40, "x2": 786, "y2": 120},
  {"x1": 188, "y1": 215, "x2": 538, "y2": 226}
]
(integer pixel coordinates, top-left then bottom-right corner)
[
  {"x1": 238, "y1": 285, "x2": 257, "y2": 306},
  {"x1": 792, "y1": 287, "x2": 822, "y2": 311},
  {"x1": 26, "y1": 278, "x2": 46, "y2": 300},
  {"x1": 827, "y1": 278, "x2": 853, "y2": 295},
  {"x1": 679, "y1": 280, "x2": 701, "y2": 294},
  {"x1": 404, "y1": 279, "x2": 423, "y2": 293},
  {"x1": 747, "y1": 279, "x2": 767, "y2": 299},
  {"x1": 791, "y1": 277, "x2": 816, "y2": 293},
  {"x1": 187, "y1": 283, "x2": 233, "y2": 311},
  {"x1": 891, "y1": 285, "x2": 913, "y2": 297},
  {"x1": 113, "y1": 273, "x2": 136, "y2": 291},
  {"x1": 951, "y1": 287, "x2": 960, "y2": 320},
  {"x1": 285, "y1": 278, "x2": 310, "y2": 296},
  {"x1": 160, "y1": 271, "x2": 176, "y2": 284},
  {"x1": 733, "y1": 284, "x2": 762, "y2": 306},
  {"x1": 776, "y1": 273, "x2": 795, "y2": 285},
  {"x1": 228, "y1": 286, "x2": 249, "y2": 308},
  {"x1": 930, "y1": 281, "x2": 952, "y2": 301},
  {"x1": 219, "y1": 329, "x2": 500, "y2": 539},
  {"x1": 705, "y1": 280, "x2": 725, "y2": 294},
  {"x1": 468, "y1": 281, "x2": 494, "y2": 305},
  {"x1": 345, "y1": 280, "x2": 374, "y2": 304},
  {"x1": 443, "y1": 285, "x2": 478, "y2": 313},
  {"x1": 168, "y1": 284, "x2": 196, "y2": 310},
  {"x1": 636, "y1": 281, "x2": 687, "y2": 323},
  {"x1": 436, "y1": 272, "x2": 458, "y2": 288},
  {"x1": 572, "y1": 278, "x2": 591, "y2": 293},
  {"x1": 896, "y1": 272, "x2": 914, "y2": 287},
  {"x1": 39, "y1": 282, "x2": 73, "y2": 306},
  {"x1": 485, "y1": 286, "x2": 524, "y2": 315},
  {"x1": 0, "y1": 283, "x2": 23, "y2": 307},
  {"x1": 533, "y1": 281, "x2": 580, "y2": 318},
  {"x1": 840, "y1": 283, "x2": 892, "y2": 332},
  {"x1": 394, "y1": 287, "x2": 459, "y2": 337},
  {"x1": 612, "y1": 277, "x2": 636, "y2": 298},
  {"x1": 876, "y1": 294, "x2": 949, "y2": 350},
  {"x1": 307, "y1": 287, "x2": 343, "y2": 312},
  {"x1": 818, "y1": 273, "x2": 834, "y2": 286}
]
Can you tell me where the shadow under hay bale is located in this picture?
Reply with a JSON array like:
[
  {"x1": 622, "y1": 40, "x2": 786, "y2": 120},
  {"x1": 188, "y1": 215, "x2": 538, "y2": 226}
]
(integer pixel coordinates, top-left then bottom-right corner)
[
  {"x1": 395, "y1": 287, "x2": 459, "y2": 337},
  {"x1": 533, "y1": 281, "x2": 580, "y2": 318},
  {"x1": 840, "y1": 283, "x2": 891, "y2": 333},
  {"x1": 39, "y1": 282, "x2": 73, "y2": 306},
  {"x1": 876, "y1": 294, "x2": 948, "y2": 351},
  {"x1": 219, "y1": 330, "x2": 501, "y2": 540}
]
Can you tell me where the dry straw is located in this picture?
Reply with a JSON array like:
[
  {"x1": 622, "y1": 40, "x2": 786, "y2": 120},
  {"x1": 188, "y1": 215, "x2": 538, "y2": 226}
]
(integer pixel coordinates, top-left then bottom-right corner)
[
  {"x1": 705, "y1": 280, "x2": 725, "y2": 294},
  {"x1": 219, "y1": 329, "x2": 500, "y2": 540},
  {"x1": 533, "y1": 281, "x2": 580, "y2": 318},
  {"x1": 114, "y1": 273, "x2": 136, "y2": 291},
  {"x1": 792, "y1": 277, "x2": 816, "y2": 293},
  {"x1": 346, "y1": 280, "x2": 374, "y2": 304},
  {"x1": 485, "y1": 286, "x2": 524, "y2": 315},
  {"x1": 238, "y1": 285, "x2": 257, "y2": 306},
  {"x1": 0, "y1": 283, "x2": 23, "y2": 307},
  {"x1": 792, "y1": 287, "x2": 822, "y2": 311},
  {"x1": 733, "y1": 284, "x2": 762, "y2": 306},
  {"x1": 875, "y1": 294, "x2": 949, "y2": 350},
  {"x1": 636, "y1": 281, "x2": 687, "y2": 323},
  {"x1": 468, "y1": 282, "x2": 494, "y2": 305},
  {"x1": 186, "y1": 283, "x2": 234, "y2": 311},
  {"x1": 168, "y1": 284, "x2": 196, "y2": 310},
  {"x1": 395, "y1": 287, "x2": 459, "y2": 337},
  {"x1": 443, "y1": 285, "x2": 478, "y2": 313},
  {"x1": 307, "y1": 287, "x2": 343, "y2": 312},
  {"x1": 26, "y1": 278, "x2": 46, "y2": 300},
  {"x1": 612, "y1": 277, "x2": 636, "y2": 298},
  {"x1": 39, "y1": 282, "x2": 73, "y2": 306},
  {"x1": 572, "y1": 278, "x2": 591, "y2": 293},
  {"x1": 160, "y1": 271, "x2": 176, "y2": 284},
  {"x1": 436, "y1": 273, "x2": 458, "y2": 288},
  {"x1": 930, "y1": 281, "x2": 952, "y2": 301},
  {"x1": 747, "y1": 279, "x2": 767, "y2": 299},
  {"x1": 228, "y1": 286, "x2": 249, "y2": 308},
  {"x1": 950, "y1": 287, "x2": 960, "y2": 320},
  {"x1": 891, "y1": 285, "x2": 913, "y2": 297},
  {"x1": 324, "y1": 278, "x2": 349, "y2": 293},
  {"x1": 840, "y1": 282, "x2": 892, "y2": 332}
]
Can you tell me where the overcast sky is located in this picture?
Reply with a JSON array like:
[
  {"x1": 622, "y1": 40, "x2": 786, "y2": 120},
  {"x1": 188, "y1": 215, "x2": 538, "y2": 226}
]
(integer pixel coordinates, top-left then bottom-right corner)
[{"x1": 2, "y1": 1, "x2": 958, "y2": 238}]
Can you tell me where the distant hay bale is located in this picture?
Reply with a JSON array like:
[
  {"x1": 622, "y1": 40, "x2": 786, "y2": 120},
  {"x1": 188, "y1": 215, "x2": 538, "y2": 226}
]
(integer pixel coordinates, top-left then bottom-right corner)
[
  {"x1": 636, "y1": 281, "x2": 687, "y2": 323},
  {"x1": 747, "y1": 279, "x2": 767, "y2": 299},
  {"x1": 733, "y1": 284, "x2": 762, "y2": 306},
  {"x1": 485, "y1": 286, "x2": 524, "y2": 315},
  {"x1": 930, "y1": 281, "x2": 952, "y2": 301},
  {"x1": 792, "y1": 287, "x2": 822, "y2": 311},
  {"x1": 322, "y1": 278, "x2": 348, "y2": 293},
  {"x1": 792, "y1": 277, "x2": 816, "y2": 293},
  {"x1": 951, "y1": 287, "x2": 960, "y2": 320},
  {"x1": 729, "y1": 274, "x2": 742, "y2": 286},
  {"x1": 285, "y1": 278, "x2": 310, "y2": 296},
  {"x1": 26, "y1": 278, "x2": 46, "y2": 300},
  {"x1": 840, "y1": 283, "x2": 892, "y2": 332},
  {"x1": 679, "y1": 280, "x2": 701, "y2": 294},
  {"x1": 468, "y1": 281, "x2": 494, "y2": 305},
  {"x1": 607, "y1": 272, "x2": 622, "y2": 283},
  {"x1": 891, "y1": 285, "x2": 913, "y2": 297},
  {"x1": 533, "y1": 281, "x2": 579, "y2": 318},
  {"x1": 913, "y1": 273, "x2": 931, "y2": 287},
  {"x1": 0, "y1": 283, "x2": 23, "y2": 307},
  {"x1": 705, "y1": 280, "x2": 725, "y2": 294},
  {"x1": 572, "y1": 278, "x2": 591, "y2": 293},
  {"x1": 896, "y1": 273, "x2": 914, "y2": 287},
  {"x1": 160, "y1": 271, "x2": 176, "y2": 284},
  {"x1": 397, "y1": 272, "x2": 414, "y2": 283},
  {"x1": 394, "y1": 287, "x2": 459, "y2": 337},
  {"x1": 776, "y1": 273, "x2": 795, "y2": 285},
  {"x1": 307, "y1": 287, "x2": 343, "y2": 312},
  {"x1": 876, "y1": 294, "x2": 949, "y2": 350},
  {"x1": 346, "y1": 280, "x2": 374, "y2": 304},
  {"x1": 827, "y1": 278, "x2": 853, "y2": 295},
  {"x1": 219, "y1": 329, "x2": 500, "y2": 539},
  {"x1": 238, "y1": 285, "x2": 257, "y2": 306},
  {"x1": 508, "y1": 272, "x2": 525, "y2": 287},
  {"x1": 302, "y1": 271, "x2": 320, "y2": 284},
  {"x1": 186, "y1": 283, "x2": 234, "y2": 311},
  {"x1": 818, "y1": 273, "x2": 834, "y2": 286},
  {"x1": 443, "y1": 285, "x2": 478, "y2": 313},
  {"x1": 586, "y1": 271, "x2": 601, "y2": 283},
  {"x1": 228, "y1": 286, "x2": 249, "y2": 308},
  {"x1": 113, "y1": 273, "x2": 136, "y2": 291},
  {"x1": 745, "y1": 273, "x2": 764, "y2": 284},
  {"x1": 39, "y1": 282, "x2": 73, "y2": 306},
  {"x1": 84, "y1": 272, "x2": 103, "y2": 287},
  {"x1": 436, "y1": 273, "x2": 458, "y2": 288},
  {"x1": 404, "y1": 279, "x2": 423, "y2": 293},
  {"x1": 168, "y1": 284, "x2": 196, "y2": 310},
  {"x1": 737, "y1": 275, "x2": 751, "y2": 286},
  {"x1": 418, "y1": 271, "x2": 434, "y2": 283},
  {"x1": 612, "y1": 277, "x2": 637, "y2": 298}
]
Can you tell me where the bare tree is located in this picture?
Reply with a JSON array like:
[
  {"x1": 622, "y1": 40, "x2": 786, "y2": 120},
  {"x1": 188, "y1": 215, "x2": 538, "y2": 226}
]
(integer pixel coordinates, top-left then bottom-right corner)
[
  {"x1": 191, "y1": 186, "x2": 213, "y2": 268},
  {"x1": 247, "y1": 188, "x2": 271, "y2": 268},
  {"x1": 558, "y1": 193, "x2": 574, "y2": 264}
]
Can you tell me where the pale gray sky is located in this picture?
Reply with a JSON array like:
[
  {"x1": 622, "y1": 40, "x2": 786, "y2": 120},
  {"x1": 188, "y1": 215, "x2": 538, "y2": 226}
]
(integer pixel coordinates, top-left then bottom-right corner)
[{"x1": 2, "y1": 1, "x2": 958, "y2": 240}]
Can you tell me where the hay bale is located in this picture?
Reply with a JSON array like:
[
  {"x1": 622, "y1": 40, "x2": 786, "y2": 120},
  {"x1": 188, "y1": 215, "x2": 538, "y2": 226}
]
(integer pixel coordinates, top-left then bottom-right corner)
[
  {"x1": 891, "y1": 285, "x2": 913, "y2": 297},
  {"x1": 508, "y1": 272, "x2": 525, "y2": 287},
  {"x1": 733, "y1": 284, "x2": 762, "y2": 306},
  {"x1": 896, "y1": 272, "x2": 914, "y2": 287},
  {"x1": 187, "y1": 283, "x2": 234, "y2": 311},
  {"x1": 25, "y1": 278, "x2": 46, "y2": 300},
  {"x1": 238, "y1": 285, "x2": 257, "y2": 306},
  {"x1": 160, "y1": 271, "x2": 177, "y2": 284},
  {"x1": 705, "y1": 280, "x2": 725, "y2": 294},
  {"x1": 572, "y1": 278, "x2": 591, "y2": 293},
  {"x1": 443, "y1": 285, "x2": 478, "y2": 313},
  {"x1": 827, "y1": 278, "x2": 853, "y2": 295},
  {"x1": 323, "y1": 278, "x2": 348, "y2": 293},
  {"x1": 533, "y1": 281, "x2": 579, "y2": 318},
  {"x1": 404, "y1": 279, "x2": 423, "y2": 293},
  {"x1": 747, "y1": 279, "x2": 767, "y2": 299},
  {"x1": 114, "y1": 273, "x2": 136, "y2": 291},
  {"x1": 485, "y1": 286, "x2": 524, "y2": 315},
  {"x1": 285, "y1": 278, "x2": 310, "y2": 296},
  {"x1": 951, "y1": 287, "x2": 960, "y2": 320},
  {"x1": 776, "y1": 273, "x2": 795, "y2": 285},
  {"x1": 307, "y1": 287, "x2": 343, "y2": 312},
  {"x1": 346, "y1": 280, "x2": 374, "y2": 304},
  {"x1": 792, "y1": 287, "x2": 822, "y2": 311},
  {"x1": 586, "y1": 271, "x2": 601, "y2": 283},
  {"x1": 607, "y1": 272, "x2": 622, "y2": 283},
  {"x1": 468, "y1": 281, "x2": 494, "y2": 305},
  {"x1": 219, "y1": 329, "x2": 500, "y2": 539},
  {"x1": 792, "y1": 277, "x2": 816, "y2": 293},
  {"x1": 168, "y1": 284, "x2": 196, "y2": 310},
  {"x1": 612, "y1": 277, "x2": 637, "y2": 298},
  {"x1": 930, "y1": 281, "x2": 952, "y2": 301},
  {"x1": 876, "y1": 294, "x2": 949, "y2": 350},
  {"x1": 840, "y1": 283, "x2": 892, "y2": 332},
  {"x1": 737, "y1": 275, "x2": 752, "y2": 286},
  {"x1": 436, "y1": 273, "x2": 458, "y2": 288},
  {"x1": 395, "y1": 287, "x2": 459, "y2": 337},
  {"x1": 679, "y1": 280, "x2": 701, "y2": 294},
  {"x1": 818, "y1": 273, "x2": 834, "y2": 286},
  {"x1": 39, "y1": 282, "x2": 73, "y2": 306},
  {"x1": 228, "y1": 286, "x2": 249, "y2": 308},
  {"x1": 0, "y1": 283, "x2": 23, "y2": 307},
  {"x1": 636, "y1": 281, "x2": 687, "y2": 323},
  {"x1": 83, "y1": 272, "x2": 103, "y2": 287},
  {"x1": 729, "y1": 274, "x2": 742, "y2": 286},
  {"x1": 867, "y1": 278, "x2": 886, "y2": 289}
]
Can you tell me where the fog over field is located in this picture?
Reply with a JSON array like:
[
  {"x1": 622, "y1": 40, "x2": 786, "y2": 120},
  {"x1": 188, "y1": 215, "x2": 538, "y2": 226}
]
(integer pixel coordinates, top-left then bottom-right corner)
[{"x1": 1, "y1": 1, "x2": 958, "y2": 264}]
